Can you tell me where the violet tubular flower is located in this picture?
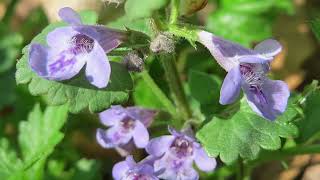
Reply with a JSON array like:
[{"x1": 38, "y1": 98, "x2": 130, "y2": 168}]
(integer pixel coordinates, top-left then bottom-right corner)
[
  {"x1": 198, "y1": 31, "x2": 290, "y2": 120},
  {"x1": 28, "y1": 7, "x2": 125, "y2": 88},
  {"x1": 96, "y1": 106, "x2": 157, "y2": 151},
  {"x1": 146, "y1": 127, "x2": 216, "y2": 180},
  {"x1": 112, "y1": 156, "x2": 161, "y2": 180}
]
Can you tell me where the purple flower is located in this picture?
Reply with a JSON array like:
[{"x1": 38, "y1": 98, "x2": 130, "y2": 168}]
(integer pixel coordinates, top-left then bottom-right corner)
[
  {"x1": 28, "y1": 7, "x2": 125, "y2": 88},
  {"x1": 96, "y1": 106, "x2": 157, "y2": 151},
  {"x1": 113, "y1": 155, "x2": 163, "y2": 180},
  {"x1": 198, "y1": 31, "x2": 290, "y2": 120},
  {"x1": 146, "y1": 127, "x2": 217, "y2": 180}
]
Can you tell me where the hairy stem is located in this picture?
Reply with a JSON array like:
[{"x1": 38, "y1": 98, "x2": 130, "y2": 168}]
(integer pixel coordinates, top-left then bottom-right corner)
[
  {"x1": 161, "y1": 54, "x2": 192, "y2": 124},
  {"x1": 140, "y1": 70, "x2": 177, "y2": 118}
]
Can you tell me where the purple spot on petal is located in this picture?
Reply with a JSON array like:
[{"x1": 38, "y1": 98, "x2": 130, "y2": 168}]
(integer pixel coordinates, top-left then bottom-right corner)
[
  {"x1": 48, "y1": 54, "x2": 76, "y2": 75},
  {"x1": 249, "y1": 85, "x2": 268, "y2": 105},
  {"x1": 70, "y1": 34, "x2": 95, "y2": 54}
]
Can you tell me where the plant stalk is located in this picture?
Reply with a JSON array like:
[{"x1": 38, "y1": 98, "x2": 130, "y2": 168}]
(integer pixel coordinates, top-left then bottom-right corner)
[
  {"x1": 170, "y1": 0, "x2": 180, "y2": 25},
  {"x1": 160, "y1": 54, "x2": 192, "y2": 124},
  {"x1": 140, "y1": 70, "x2": 177, "y2": 118}
]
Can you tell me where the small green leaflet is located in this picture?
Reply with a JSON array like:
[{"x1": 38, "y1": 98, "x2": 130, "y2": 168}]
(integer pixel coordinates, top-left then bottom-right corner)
[
  {"x1": 296, "y1": 81, "x2": 320, "y2": 143},
  {"x1": 125, "y1": 0, "x2": 169, "y2": 20},
  {"x1": 15, "y1": 11, "x2": 133, "y2": 113},
  {"x1": 0, "y1": 139, "x2": 23, "y2": 180},
  {"x1": 310, "y1": 19, "x2": 320, "y2": 41},
  {"x1": 196, "y1": 99, "x2": 299, "y2": 164},
  {"x1": 0, "y1": 104, "x2": 69, "y2": 180},
  {"x1": 108, "y1": 15, "x2": 152, "y2": 36}
]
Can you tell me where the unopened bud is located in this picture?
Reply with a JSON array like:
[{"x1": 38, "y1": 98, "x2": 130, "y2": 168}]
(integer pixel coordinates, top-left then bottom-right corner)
[
  {"x1": 150, "y1": 33, "x2": 175, "y2": 54},
  {"x1": 180, "y1": 0, "x2": 208, "y2": 16},
  {"x1": 123, "y1": 52, "x2": 144, "y2": 72}
]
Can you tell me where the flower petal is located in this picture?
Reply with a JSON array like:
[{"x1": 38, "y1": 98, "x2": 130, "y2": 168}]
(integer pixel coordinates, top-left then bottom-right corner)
[
  {"x1": 82, "y1": 42, "x2": 111, "y2": 88},
  {"x1": 133, "y1": 121, "x2": 149, "y2": 148},
  {"x1": 146, "y1": 135, "x2": 175, "y2": 157},
  {"x1": 29, "y1": 43, "x2": 86, "y2": 81},
  {"x1": 46, "y1": 27, "x2": 78, "y2": 51},
  {"x1": 29, "y1": 44, "x2": 49, "y2": 77},
  {"x1": 58, "y1": 7, "x2": 82, "y2": 25},
  {"x1": 125, "y1": 155, "x2": 137, "y2": 168},
  {"x1": 112, "y1": 160, "x2": 130, "y2": 180},
  {"x1": 198, "y1": 31, "x2": 242, "y2": 71},
  {"x1": 74, "y1": 25, "x2": 124, "y2": 53},
  {"x1": 96, "y1": 128, "x2": 114, "y2": 148},
  {"x1": 243, "y1": 79, "x2": 290, "y2": 120},
  {"x1": 194, "y1": 147, "x2": 217, "y2": 172},
  {"x1": 99, "y1": 106, "x2": 126, "y2": 126},
  {"x1": 126, "y1": 107, "x2": 157, "y2": 127},
  {"x1": 46, "y1": 49, "x2": 86, "y2": 81},
  {"x1": 154, "y1": 154, "x2": 198, "y2": 180},
  {"x1": 219, "y1": 66, "x2": 242, "y2": 105},
  {"x1": 254, "y1": 39, "x2": 282, "y2": 58},
  {"x1": 238, "y1": 56, "x2": 272, "y2": 64},
  {"x1": 101, "y1": 126, "x2": 132, "y2": 147}
]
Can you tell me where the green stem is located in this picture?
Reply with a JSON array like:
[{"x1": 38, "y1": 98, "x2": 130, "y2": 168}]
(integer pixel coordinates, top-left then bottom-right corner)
[
  {"x1": 140, "y1": 70, "x2": 177, "y2": 118},
  {"x1": 250, "y1": 144, "x2": 320, "y2": 166},
  {"x1": 170, "y1": 0, "x2": 180, "y2": 25},
  {"x1": 160, "y1": 54, "x2": 192, "y2": 125},
  {"x1": 168, "y1": 25, "x2": 198, "y2": 46}
]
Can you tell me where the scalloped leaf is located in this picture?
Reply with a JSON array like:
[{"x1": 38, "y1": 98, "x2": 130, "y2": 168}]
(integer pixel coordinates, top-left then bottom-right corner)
[
  {"x1": 15, "y1": 11, "x2": 133, "y2": 113},
  {"x1": 196, "y1": 99, "x2": 299, "y2": 164}
]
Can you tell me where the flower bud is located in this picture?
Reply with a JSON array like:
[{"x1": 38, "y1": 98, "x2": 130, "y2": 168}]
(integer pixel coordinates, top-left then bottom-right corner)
[
  {"x1": 150, "y1": 33, "x2": 175, "y2": 54},
  {"x1": 123, "y1": 51, "x2": 144, "y2": 72},
  {"x1": 180, "y1": 0, "x2": 208, "y2": 16}
]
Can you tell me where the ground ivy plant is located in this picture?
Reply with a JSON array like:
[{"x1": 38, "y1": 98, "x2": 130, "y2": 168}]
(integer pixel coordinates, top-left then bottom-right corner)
[{"x1": 2, "y1": 0, "x2": 319, "y2": 179}]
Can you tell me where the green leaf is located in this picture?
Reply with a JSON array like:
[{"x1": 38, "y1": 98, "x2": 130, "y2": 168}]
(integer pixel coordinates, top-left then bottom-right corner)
[
  {"x1": 19, "y1": 104, "x2": 68, "y2": 166},
  {"x1": 125, "y1": 0, "x2": 169, "y2": 20},
  {"x1": 188, "y1": 70, "x2": 221, "y2": 105},
  {"x1": 206, "y1": 10, "x2": 272, "y2": 47},
  {"x1": 310, "y1": 19, "x2": 320, "y2": 41},
  {"x1": 0, "y1": 104, "x2": 69, "y2": 180},
  {"x1": 108, "y1": 16, "x2": 152, "y2": 36},
  {"x1": 196, "y1": 99, "x2": 299, "y2": 164},
  {"x1": 0, "y1": 139, "x2": 23, "y2": 179},
  {"x1": 297, "y1": 90, "x2": 320, "y2": 143},
  {"x1": 15, "y1": 11, "x2": 133, "y2": 113}
]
